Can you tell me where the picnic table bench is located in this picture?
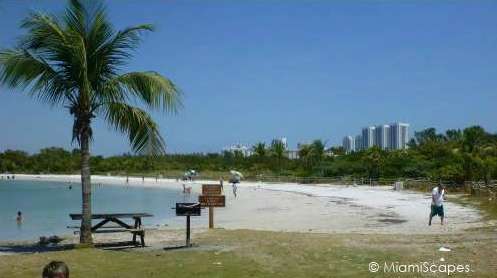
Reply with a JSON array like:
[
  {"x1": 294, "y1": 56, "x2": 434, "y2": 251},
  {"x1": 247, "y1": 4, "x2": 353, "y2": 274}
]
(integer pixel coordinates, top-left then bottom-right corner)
[{"x1": 69, "y1": 213, "x2": 153, "y2": 247}]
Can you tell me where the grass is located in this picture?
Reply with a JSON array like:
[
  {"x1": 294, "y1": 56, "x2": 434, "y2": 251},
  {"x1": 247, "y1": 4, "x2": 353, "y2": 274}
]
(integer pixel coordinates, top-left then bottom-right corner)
[{"x1": 1, "y1": 229, "x2": 496, "y2": 277}]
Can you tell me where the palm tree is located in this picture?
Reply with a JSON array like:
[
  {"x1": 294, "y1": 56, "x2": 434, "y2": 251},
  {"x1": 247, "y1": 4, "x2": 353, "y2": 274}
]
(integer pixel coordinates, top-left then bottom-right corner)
[
  {"x1": 252, "y1": 142, "x2": 267, "y2": 158},
  {"x1": 0, "y1": 0, "x2": 181, "y2": 244},
  {"x1": 298, "y1": 143, "x2": 313, "y2": 171},
  {"x1": 362, "y1": 147, "x2": 383, "y2": 180},
  {"x1": 310, "y1": 140, "x2": 326, "y2": 160},
  {"x1": 297, "y1": 140, "x2": 326, "y2": 173},
  {"x1": 270, "y1": 139, "x2": 286, "y2": 172}
]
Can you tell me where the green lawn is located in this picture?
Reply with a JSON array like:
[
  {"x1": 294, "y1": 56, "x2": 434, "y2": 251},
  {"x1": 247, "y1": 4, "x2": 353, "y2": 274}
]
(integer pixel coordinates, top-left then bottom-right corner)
[{"x1": 2, "y1": 229, "x2": 496, "y2": 277}]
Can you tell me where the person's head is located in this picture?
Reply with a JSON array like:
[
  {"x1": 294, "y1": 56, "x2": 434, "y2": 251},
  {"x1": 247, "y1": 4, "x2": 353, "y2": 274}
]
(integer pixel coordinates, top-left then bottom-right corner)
[
  {"x1": 438, "y1": 183, "x2": 445, "y2": 191},
  {"x1": 17, "y1": 211, "x2": 22, "y2": 216},
  {"x1": 42, "y1": 261, "x2": 69, "y2": 278}
]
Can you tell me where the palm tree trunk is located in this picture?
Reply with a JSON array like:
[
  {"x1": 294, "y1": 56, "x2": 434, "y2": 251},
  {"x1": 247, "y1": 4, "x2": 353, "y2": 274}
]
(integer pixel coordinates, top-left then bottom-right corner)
[{"x1": 80, "y1": 124, "x2": 93, "y2": 244}]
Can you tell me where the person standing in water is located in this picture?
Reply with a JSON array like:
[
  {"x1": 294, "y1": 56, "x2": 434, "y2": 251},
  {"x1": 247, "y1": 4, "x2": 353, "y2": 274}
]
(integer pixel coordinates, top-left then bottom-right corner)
[{"x1": 16, "y1": 211, "x2": 23, "y2": 224}]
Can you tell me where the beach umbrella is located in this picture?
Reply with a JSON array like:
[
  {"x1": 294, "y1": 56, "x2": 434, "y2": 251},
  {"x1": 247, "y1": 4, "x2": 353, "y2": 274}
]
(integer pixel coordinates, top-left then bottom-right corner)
[{"x1": 230, "y1": 170, "x2": 244, "y2": 178}]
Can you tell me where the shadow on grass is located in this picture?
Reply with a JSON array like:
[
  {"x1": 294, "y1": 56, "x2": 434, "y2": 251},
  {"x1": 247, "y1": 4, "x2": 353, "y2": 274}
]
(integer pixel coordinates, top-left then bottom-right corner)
[
  {"x1": 0, "y1": 243, "x2": 74, "y2": 254},
  {"x1": 0, "y1": 240, "x2": 149, "y2": 254}
]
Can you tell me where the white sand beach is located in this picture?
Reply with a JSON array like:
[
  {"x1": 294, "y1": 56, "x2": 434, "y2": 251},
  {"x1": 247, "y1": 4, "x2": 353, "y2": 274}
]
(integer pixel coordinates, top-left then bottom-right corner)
[{"x1": 8, "y1": 174, "x2": 488, "y2": 236}]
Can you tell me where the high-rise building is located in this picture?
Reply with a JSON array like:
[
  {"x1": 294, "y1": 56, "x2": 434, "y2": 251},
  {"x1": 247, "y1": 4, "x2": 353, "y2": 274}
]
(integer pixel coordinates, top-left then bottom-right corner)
[
  {"x1": 273, "y1": 137, "x2": 288, "y2": 150},
  {"x1": 374, "y1": 125, "x2": 390, "y2": 150},
  {"x1": 362, "y1": 126, "x2": 375, "y2": 149},
  {"x1": 342, "y1": 136, "x2": 355, "y2": 154},
  {"x1": 355, "y1": 135, "x2": 363, "y2": 151},
  {"x1": 389, "y1": 122, "x2": 409, "y2": 150},
  {"x1": 223, "y1": 143, "x2": 252, "y2": 156},
  {"x1": 340, "y1": 122, "x2": 409, "y2": 153}
]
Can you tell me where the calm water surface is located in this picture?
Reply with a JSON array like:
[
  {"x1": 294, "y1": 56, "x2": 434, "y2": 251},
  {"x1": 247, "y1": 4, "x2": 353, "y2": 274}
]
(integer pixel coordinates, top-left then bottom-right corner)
[{"x1": 0, "y1": 180, "x2": 198, "y2": 241}]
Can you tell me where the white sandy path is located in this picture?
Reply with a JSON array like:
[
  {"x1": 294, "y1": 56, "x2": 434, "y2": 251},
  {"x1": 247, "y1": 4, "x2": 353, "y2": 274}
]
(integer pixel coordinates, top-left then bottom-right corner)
[{"x1": 8, "y1": 174, "x2": 487, "y2": 235}]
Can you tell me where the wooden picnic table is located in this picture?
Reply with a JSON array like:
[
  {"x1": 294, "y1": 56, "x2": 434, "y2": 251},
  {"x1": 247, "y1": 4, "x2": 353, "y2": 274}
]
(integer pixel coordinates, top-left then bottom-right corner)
[{"x1": 69, "y1": 213, "x2": 153, "y2": 247}]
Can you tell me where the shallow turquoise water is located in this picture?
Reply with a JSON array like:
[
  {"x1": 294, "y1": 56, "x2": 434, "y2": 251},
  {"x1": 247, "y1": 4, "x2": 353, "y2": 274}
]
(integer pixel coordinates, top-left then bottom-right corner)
[{"x1": 0, "y1": 180, "x2": 198, "y2": 241}]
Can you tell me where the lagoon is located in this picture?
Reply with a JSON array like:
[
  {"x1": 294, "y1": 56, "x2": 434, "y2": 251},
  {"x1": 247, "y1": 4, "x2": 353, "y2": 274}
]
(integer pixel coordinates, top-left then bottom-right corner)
[{"x1": 0, "y1": 180, "x2": 198, "y2": 241}]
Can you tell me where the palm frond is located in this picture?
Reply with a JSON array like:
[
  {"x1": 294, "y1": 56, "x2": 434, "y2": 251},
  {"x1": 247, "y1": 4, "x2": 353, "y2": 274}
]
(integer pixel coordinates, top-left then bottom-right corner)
[
  {"x1": 20, "y1": 11, "x2": 67, "y2": 51},
  {"x1": 102, "y1": 71, "x2": 182, "y2": 112},
  {"x1": 101, "y1": 102, "x2": 166, "y2": 155},
  {"x1": 0, "y1": 0, "x2": 181, "y2": 156},
  {"x1": 0, "y1": 49, "x2": 71, "y2": 105}
]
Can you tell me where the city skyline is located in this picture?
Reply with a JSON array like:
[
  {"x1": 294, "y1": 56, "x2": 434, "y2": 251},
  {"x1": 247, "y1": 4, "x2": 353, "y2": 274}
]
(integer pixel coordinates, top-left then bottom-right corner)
[{"x1": 343, "y1": 122, "x2": 410, "y2": 153}]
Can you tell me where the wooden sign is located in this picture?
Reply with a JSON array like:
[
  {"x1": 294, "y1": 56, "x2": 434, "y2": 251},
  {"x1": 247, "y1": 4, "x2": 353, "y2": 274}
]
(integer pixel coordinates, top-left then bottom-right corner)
[
  {"x1": 199, "y1": 195, "x2": 225, "y2": 207},
  {"x1": 176, "y1": 203, "x2": 201, "y2": 216},
  {"x1": 202, "y1": 184, "x2": 222, "y2": 196}
]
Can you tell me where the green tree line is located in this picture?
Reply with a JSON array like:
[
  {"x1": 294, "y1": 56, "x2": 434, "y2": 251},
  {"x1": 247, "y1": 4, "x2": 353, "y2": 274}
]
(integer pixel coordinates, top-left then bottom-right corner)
[{"x1": 2, "y1": 125, "x2": 497, "y2": 184}]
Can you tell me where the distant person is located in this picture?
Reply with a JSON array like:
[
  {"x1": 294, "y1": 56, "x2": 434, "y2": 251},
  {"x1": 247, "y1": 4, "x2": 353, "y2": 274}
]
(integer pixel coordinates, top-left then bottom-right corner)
[
  {"x1": 126, "y1": 176, "x2": 129, "y2": 183},
  {"x1": 16, "y1": 211, "x2": 23, "y2": 224},
  {"x1": 220, "y1": 177, "x2": 224, "y2": 192},
  {"x1": 232, "y1": 183, "x2": 237, "y2": 198},
  {"x1": 42, "y1": 261, "x2": 69, "y2": 278},
  {"x1": 429, "y1": 183, "x2": 446, "y2": 226},
  {"x1": 182, "y1": 184, "x2": 191, "y2": 194},
  {"x1": 142, "y1": 176, "x2": 145, "y2": 182}
]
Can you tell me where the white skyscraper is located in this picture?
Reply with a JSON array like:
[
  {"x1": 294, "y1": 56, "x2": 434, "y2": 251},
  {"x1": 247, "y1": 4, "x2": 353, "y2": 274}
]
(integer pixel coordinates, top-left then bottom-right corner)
[
  {"x1": 223, "y1": 143, "x2": 253, "y2": 156},
  {"x1": 389, "y1": 122, "x2": 409, "y2": 150},
  {"x1": 273, "y1": 137, "x2": 288, "y2": 150},
  {"x1": 362, "y1": 126, "x2": 375, "y2": 149},
  {"x1": 374, "y1": 125, "x2": 390, "y2": 150},
  {"x1": 355, "y1": 135, "x2": 363, "y2": 151},
  {"x1": 342, "y1": 136, "x2": 355, "y2": 154}
]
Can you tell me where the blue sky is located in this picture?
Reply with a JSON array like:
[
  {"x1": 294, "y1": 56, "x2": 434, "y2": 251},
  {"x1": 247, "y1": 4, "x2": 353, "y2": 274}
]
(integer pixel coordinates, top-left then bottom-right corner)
[{"x1": 1, "y1": 0, "x2": 496, "y2": 155}]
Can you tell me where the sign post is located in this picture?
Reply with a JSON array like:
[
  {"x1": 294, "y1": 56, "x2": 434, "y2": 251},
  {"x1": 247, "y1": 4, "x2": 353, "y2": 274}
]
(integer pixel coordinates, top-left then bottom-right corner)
[
  {"x1": 186, "y1": 215, "x2": 191, "y2": 246},
  {"x1": 175, "y1": 203, "x2": 201, "y2": 247},
  {"x1": 209, "y1": 207, "x2": 214, "y2": 229},
  {"x1": 199, "y1": 184, "x2": 225, "y2": 229}
]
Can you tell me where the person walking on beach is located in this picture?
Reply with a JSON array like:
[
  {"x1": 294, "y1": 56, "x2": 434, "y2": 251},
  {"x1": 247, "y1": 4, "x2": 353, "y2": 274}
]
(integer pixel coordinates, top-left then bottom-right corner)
[
  {"x1": 232, "y1": 182, "x2": 238, "y2": 198},
  {"x1": 429, "y1": 183, "x2": 446, "y2": 226}
]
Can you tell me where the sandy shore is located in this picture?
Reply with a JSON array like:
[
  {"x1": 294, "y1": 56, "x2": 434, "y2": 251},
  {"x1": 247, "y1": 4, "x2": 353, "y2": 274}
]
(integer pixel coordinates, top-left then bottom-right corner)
[
  {"x1": 8, "y1": 174, "x2": 489, "y2": 233},
  {"x1": 1, "y1": 173, "x2": 492, "y2": 254}
]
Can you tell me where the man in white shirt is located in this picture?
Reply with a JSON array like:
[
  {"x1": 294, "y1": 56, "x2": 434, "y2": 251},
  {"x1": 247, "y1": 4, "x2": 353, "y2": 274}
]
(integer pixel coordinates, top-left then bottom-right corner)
[{"x1": 429, "y1": 183, "x2": 446, "y2": 226}]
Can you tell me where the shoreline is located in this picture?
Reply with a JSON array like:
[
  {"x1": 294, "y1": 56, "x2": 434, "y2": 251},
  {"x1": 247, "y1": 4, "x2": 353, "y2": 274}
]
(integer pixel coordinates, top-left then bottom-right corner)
[{"x1": 1, "y1": 173, "x2": 493, "y2": 247}]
